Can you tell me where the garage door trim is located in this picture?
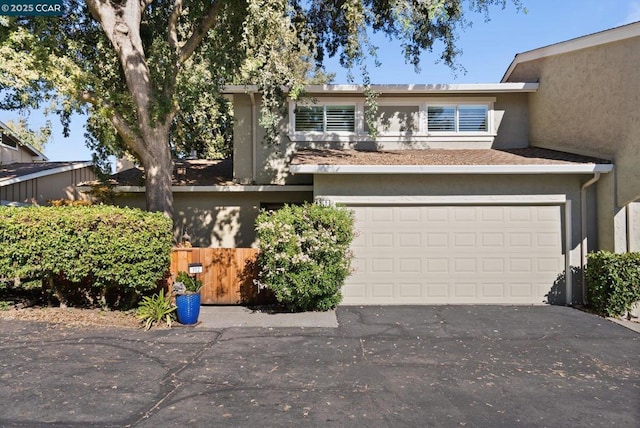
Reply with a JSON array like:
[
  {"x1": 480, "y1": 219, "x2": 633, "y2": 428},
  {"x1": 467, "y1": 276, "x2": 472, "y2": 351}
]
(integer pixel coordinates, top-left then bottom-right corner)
[{"x1": 319, "y1": 194, "x2": 573, "y2": 304}]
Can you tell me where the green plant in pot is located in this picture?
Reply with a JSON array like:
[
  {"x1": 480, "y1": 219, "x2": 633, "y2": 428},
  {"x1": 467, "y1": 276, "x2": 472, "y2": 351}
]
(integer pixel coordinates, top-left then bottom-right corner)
[{"x1": 174, "y1": 271, "x2": 202, "y2": 325}]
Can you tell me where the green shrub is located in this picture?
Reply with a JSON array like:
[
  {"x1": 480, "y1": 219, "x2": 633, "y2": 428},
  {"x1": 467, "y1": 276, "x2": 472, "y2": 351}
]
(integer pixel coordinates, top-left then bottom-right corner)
[
  {"x1": 255, "y1": 202, "x2": 355, "y2": 312},
  {"x1": 137, "y1": 289, "x2": 175, "y2": 330},
  {"x1": 175, "y1": 271, "x2": 202, "y2": 293},
  {"x1": 0, "y1": 205, "x2": 173, "y2": 309},
  {"x1": 585, "y1": 251, "x2": 640, "y2": 317}
]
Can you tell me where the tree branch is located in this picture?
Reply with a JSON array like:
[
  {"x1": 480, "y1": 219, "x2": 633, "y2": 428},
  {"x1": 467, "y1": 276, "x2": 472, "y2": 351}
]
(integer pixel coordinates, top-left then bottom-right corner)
[
  {"x1": 80, "y1": 90, "x2": 147, "y2": 159},
  {"x1": 110, "y1": 110, "x2": 148, "y2": 159},
  {"x1": 179, "y1": 1, "x2": 223, "y2": 64},
  {"x1": 168, "y1": 0, "x2": 184, "y2": 52}
]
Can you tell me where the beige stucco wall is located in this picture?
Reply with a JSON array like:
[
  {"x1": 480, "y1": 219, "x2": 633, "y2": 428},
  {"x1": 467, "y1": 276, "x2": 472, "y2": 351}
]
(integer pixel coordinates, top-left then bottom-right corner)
[
  {"x1": 492, "y1": 93, "x2": 529, "y2": 149},
  {"x1": 0, "y1": 166, "x2": 95, "y2": 205},
  {"x1": 507, "y1": 35, "x2": 640, "y2": 251},
  {"x1": 232, "y1": 94, "x2": 255, "y2": 185},
  {"x1": 114, "y1": 190, "x2": 313, "y2": 247},
  {"x1": 509, "y1": 38, "x2": 640, "y2": 201}
]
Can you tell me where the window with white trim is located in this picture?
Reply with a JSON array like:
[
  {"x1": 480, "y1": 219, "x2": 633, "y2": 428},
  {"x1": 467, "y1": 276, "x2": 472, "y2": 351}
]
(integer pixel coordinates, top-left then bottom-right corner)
[
  {"x1": 1, "y1": 132, "x2": 19, "y2": 149},
  {"x1": 294, "y1": 105, "x2": 356, "y2": 132},
  {"x1": 427, "y1": 104, "x2": 488, "y2": 133},
  {"x1": 288, "y1": 98, "x2": 494, "y2": 141}
]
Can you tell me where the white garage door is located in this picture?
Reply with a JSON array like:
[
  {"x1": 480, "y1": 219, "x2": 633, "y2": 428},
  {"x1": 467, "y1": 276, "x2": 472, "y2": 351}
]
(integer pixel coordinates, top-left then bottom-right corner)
[{"x1": 343, "y1": 205, "x2": 564, "y2": 305}]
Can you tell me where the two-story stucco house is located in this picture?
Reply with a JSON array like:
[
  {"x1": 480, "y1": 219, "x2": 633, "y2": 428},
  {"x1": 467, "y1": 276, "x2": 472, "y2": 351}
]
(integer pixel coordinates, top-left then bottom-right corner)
[
  {"x1": 0, "y1": 120, "x2": 95, "y2": 205},
  {"x1": 111, "y1": 21, "x2": 639, "y2": 307}
]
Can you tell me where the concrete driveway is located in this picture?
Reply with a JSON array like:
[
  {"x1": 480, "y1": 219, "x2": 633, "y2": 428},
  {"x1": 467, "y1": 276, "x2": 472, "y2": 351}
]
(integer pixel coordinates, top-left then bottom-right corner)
[{"x1": 0, "y1": 305, "x2": 638, "y2": 427}]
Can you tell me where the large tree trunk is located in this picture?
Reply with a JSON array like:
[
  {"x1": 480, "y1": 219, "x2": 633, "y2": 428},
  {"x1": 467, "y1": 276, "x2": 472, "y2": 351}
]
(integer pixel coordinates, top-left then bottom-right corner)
[
  {"x1": 86, "y1": 0, "x2": 176, "y2": 218},
  {"x1": 140, "y1": 126, "x2": 174, "y2": 219},
  {"x1": 86, "y1": 0, "x2": 223, "y2": 219}
]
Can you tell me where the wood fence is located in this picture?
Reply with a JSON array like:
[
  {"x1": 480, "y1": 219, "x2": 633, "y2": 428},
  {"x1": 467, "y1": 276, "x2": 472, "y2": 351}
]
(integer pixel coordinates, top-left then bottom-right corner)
[{"x1": 170, "y1": 248, "x2": 264, "y2": 305}]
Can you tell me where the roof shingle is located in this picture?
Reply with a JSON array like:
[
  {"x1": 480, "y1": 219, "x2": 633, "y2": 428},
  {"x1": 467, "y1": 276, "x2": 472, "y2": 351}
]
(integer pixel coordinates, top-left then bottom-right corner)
[{"x1": 290, "y1": 148, "x2": 611, "y2": 166}]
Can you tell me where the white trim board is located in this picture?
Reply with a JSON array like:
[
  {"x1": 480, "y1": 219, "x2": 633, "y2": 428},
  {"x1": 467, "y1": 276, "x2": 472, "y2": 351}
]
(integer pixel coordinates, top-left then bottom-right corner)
[
  {"x1": 317, "y1": 194, "x2": 568, "y2": 206},
  {"x1": 291, "y1": 164, "x2": 614, "y2": 175},
  {"x1": 104, "y1": 185, "x2": 314, "y2": 193},
  {"x1": 224, "y1": 83, "x2": 539, "y2": 95}
]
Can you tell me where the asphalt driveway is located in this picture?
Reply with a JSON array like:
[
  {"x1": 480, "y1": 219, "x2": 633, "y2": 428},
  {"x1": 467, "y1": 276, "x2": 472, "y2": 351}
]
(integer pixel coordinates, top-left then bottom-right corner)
[{"x1": 0, "y1": 305, "x2": 638, "y2": 427}]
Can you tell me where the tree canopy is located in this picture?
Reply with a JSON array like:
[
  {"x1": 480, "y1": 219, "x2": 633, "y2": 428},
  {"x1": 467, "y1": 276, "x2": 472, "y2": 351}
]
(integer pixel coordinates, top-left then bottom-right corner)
[
  {"x1": 0, "y1": 0, "x2": 523, "y2": 217},
  {"x1": 2, "y1": 118, "x2": 51, "y2": 152}
]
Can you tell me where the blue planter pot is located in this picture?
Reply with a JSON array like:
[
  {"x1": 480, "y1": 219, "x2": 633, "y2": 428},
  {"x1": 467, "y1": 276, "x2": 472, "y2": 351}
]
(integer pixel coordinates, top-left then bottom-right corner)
[{"x1": 176, "y1": 292, "x2": 201, "y2": 325}]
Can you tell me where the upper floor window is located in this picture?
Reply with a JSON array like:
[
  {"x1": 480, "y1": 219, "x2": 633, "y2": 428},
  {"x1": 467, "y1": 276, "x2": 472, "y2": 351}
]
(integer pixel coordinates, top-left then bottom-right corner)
[
  {"x1": 294, "y1": 105, "x2": 355, "y2": 132},
  {"x1": 427, "y1": 104, "x2": 488, "y2": 133},
  {"x1": 288, "y1": 98, "x2": 494, "y2": 141},
  {"x1": 1, "y1": 132, "x2": 19, "y2": 149}
]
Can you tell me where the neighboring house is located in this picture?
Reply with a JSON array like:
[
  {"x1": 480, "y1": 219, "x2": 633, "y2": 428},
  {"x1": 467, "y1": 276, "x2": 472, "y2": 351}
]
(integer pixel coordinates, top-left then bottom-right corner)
[
  {"x1": 111, "y1": 21, "x2": 639, "y2": 306},
  {"x1": 0, "y1": 121, "x2": 95, "y2": 205},
  {"x1": 501, "y1": 22, "x2": 640, "y2": 255}
]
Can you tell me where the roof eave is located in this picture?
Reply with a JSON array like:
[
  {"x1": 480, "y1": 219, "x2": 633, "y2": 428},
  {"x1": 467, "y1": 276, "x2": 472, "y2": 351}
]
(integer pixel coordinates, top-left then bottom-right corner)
[
  {"x1": 224, "y1": 83, "x2": 539, "y2": 95},
  {"x1": 290, "y1": 164, "x2": 614, "y2": 175},
  {"x1": 0, "y1": 161, "x2": 93, "y2": 187},
  {"x1": 502, "y1": 21, "x2": 640, "y2": 82},
  {"x1": 0, "y1": 121, "x2": 49, "y2": 161},
  {"x1": 95, "y1": 185, "x2": 315, "y2": 193}
]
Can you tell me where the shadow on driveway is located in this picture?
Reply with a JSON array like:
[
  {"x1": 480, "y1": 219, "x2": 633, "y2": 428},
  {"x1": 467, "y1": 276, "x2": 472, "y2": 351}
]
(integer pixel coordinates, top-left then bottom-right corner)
[{"x1": 0, "y1": 305, "x2": 638, "y2": 427}]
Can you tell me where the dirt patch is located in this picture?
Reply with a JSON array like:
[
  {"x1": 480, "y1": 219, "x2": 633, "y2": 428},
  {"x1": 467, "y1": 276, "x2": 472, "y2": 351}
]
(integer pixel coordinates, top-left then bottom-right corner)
[{"x1": 0, "y1": 306, "x2": 141, "y2": 329}]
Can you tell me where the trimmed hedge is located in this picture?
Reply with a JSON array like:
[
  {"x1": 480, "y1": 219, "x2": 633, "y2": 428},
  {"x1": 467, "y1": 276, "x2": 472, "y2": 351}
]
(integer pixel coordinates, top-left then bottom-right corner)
[
  {"x1": 0, "y1": 205, "x2": 173, "y2": 309},
  {"x1": 255, "y1": 203, "x2": 355, "y2": 312},
  {"x1": 585, "y1": 251, "x2": 640, "y2": 318}
]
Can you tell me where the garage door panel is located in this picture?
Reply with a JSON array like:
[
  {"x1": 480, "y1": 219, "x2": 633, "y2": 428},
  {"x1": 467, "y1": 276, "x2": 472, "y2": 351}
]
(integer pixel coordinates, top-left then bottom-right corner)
[
  {"x1": 399, "y1": 258, "x2": 421, "y2": 272},
  {"x1": 399, "y1": 233, "x2": 421, "y2": 247},
  {"x1": 537, "y1": 232, "x2": 560, "y2": 247},
  {"x1": 426, "y1": 258, "x2": 449, "y2": 272},
  {"x1": 425, "y1": 283, "x2": 449, "y2": 298},
  {"x1": 343, "y1": 282, "x2": 367, "y2": 299},
  {"x1": 399, "y1": 283, "x2": 422, "y2": 297},
  {"x1": 454, "y1": 233, "x2": 476, "y2": 247},
  {"x1": 482, "y1": 258, "x2": 505, "y2": 272},
  {"x1": 481, "y1": 233, "x2": 504, "y2": 247},
  {"x1": 482, "y1": 283, "x2": 505, "y2": 298},
  {"x1": 371, "y1": 283, "x2": 394, "y2": 297},
  {"x1": 426, "y1": 207, "x2": 448, "y2": 222},
  {"x1": 342, "y1": 205, "x2": 564, "y2": 305},
  {"x1": 508, "y1": 206, "x2": 533, "y2": 222},
  {"x1": 454, "y1": 207, "x2": 477, "y2": 221},
  {"x1": 510, "y1": 258, "x2": 533, "y2": 273},
  {"x1": 426, "y1": 233, "x2": 449, "y2": 247},
  {"x1": 481, "y1": 207, "x2": 505, "y2": 222},
  {"x1": 399, "y1": 207, "x2": 421, "y2": 222},
  {"x1": 371, "y1": 258, "x2": 394, "y2": 273},
  {"x1": 537, "y1": 258, "x2": 562, "y2": 273},
  {"x1": 454, "y1": 283, "x2": 477, "y2": 298},
  {"x1": 372, "y1": 207, "x2": 394, "y2": 222}
]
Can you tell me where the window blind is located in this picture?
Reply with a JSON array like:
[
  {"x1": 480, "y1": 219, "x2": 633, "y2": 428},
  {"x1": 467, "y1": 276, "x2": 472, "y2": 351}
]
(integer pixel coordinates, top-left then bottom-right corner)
[
  {"x1": 458, "y1": 105, "x2": 488, "y2": 132},
  {"x1": 325, "y1": 105, "x2": 355, "y2": 132},
  {"x1": 427, "y1": 106, "x2": 455, "y2": 132},
  {"x1": 294, "y1": 106, "x2": 324, "y2": 132}
]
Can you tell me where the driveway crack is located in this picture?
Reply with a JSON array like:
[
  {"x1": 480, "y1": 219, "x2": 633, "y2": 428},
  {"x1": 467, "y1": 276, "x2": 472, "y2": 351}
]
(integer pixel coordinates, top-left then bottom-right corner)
[{"x1": 126, "y1": 331, "x2": 222, "y2": 427}]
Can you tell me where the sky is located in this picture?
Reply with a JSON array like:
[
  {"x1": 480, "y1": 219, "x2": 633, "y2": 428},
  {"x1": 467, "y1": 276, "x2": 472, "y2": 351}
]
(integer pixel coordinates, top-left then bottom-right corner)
[{"x1": 2, "y1": 0, "x2": 639, "y2": 162}]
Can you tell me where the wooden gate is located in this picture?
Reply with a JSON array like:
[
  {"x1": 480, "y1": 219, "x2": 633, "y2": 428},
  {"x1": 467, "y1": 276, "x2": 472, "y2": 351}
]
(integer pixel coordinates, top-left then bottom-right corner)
[{"x1": 170, "y1": 248, "x2": 260, "y2": 305}]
